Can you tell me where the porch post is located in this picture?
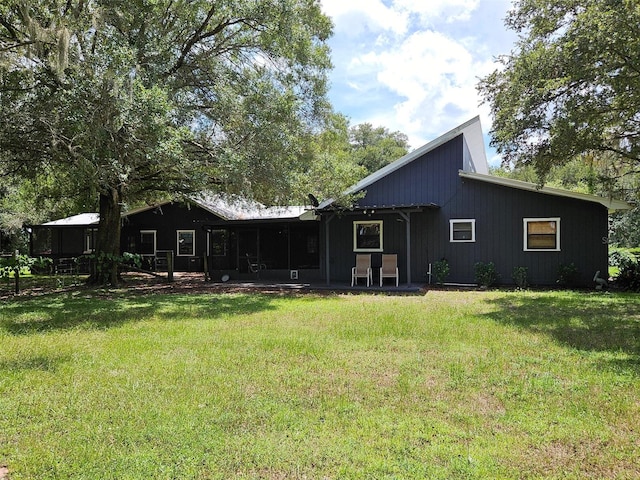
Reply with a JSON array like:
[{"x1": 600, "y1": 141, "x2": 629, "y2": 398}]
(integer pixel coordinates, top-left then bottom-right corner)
[
  {"x1": 325, "y1": 214, "x2": 334, "y2": 285},
  {"x1": 398, "y1": 211, "x2": 411, "y2": 285}
]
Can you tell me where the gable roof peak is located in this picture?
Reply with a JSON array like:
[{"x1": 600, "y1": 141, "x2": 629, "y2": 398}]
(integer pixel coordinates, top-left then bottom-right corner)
[{"x1": 318, "y1": 116, "x2": 488, "y2": 209}]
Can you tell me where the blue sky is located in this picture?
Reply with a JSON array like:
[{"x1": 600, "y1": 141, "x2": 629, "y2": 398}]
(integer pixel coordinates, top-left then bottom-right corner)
[{"x1": 319, "y1": 0, "x2": 519, "y2": 165}]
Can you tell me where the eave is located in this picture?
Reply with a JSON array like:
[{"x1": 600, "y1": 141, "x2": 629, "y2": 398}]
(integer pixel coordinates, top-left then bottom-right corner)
[{"x1": 459, "y1": 170, "x2": 632, "y2": 212}]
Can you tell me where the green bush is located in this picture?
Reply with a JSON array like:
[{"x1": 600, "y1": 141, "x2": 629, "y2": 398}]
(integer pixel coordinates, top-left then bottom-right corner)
[
  {"x1": 474, "y1": 262, "x2": 499, "y2": 288},
  {"x1": 512, "y1": 266, "x2": 529, "y2": 289},
  {"x1": 432, "y1": 259, "x2": 450, "y2": 285},
  {"x1": 615, "y1": 258, "x2": 640, "y2": 292},
  {"x1": 609, "y1": 247, "x2": 637, "y2": 268},
  {"x1": 557, "y1": 262, "x2": 578, "y2": 287}
]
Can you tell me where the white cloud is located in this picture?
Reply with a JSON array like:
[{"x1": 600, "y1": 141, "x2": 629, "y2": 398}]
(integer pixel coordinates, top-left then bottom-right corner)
[
  {"x1": 321, "y1": 0, "x2": 408, "y2": 36},
  {"x1": 320, "y1": 0, "x2": 516, "y2": 157}
]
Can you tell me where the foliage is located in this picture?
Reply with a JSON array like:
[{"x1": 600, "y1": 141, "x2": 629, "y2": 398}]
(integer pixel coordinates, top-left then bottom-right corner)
[
  {"x1": 349, "y1": 123, "x2": 410, "y2": 174},
  {"x1": 512, "y1": 266, "x2": 529, "y2": 289},
  {"x1": 479, "y1": 0, "x2": 640, "y2": 185},
  {"x1": 85, "y1": 252, "x2": 144, "y2": 285},
  {"x1": 614, "y1": 258, "x2": 640, "y2": 292},
  {"x1": 1, "y1": 290, "x2": 639, "y2": 478},
  {"x1": 432, "y1": 258, "x2": 450, "y2": 285},
  {"x1": 609, "y1": 247, "x2": 638, "y2": 269},
  {"x1": 0, "y1": 1, "x2": 333, "y2": 282},
  {"x1": 292, "y1": 113, "x2": 366, "y2": 206},
  {"x1": 474, "y1": 261, "x2": 499, "y2": 288},
  {"x1": 557, "y1": 262, "x2": 578, "y2": 287},
  {"x1": 609, "y1": 207, "x2": 640, "y2": 248},
  {"x1": 30, "y1": 256, "x2": 53, "y2": 275},
  {"x1": 0, "y1": 254, "x2": 34, "y2": 278}
]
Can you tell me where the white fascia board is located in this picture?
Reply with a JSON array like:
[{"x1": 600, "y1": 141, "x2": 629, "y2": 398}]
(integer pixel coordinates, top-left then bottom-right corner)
[
  {"x1": 318, "y1": 116, "x2": 486, "y2": 209},
  {"x1": 42, "y1": 213, "x2": 100, "y2": 226},
  {"x1": 459, "y1": 170, "x2": 632, "y2": 212}
]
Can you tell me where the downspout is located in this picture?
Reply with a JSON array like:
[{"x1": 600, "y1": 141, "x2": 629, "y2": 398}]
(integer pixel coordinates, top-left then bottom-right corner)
[
  {"x1": 325, "y1": 214, "x2": 334, "y2": 285},
  {"x1": 398, "y1": 211, "x2": 411, "y2": 285}
]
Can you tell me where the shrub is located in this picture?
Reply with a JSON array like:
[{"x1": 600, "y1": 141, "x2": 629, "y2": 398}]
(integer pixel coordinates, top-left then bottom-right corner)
[
  {"x1": 615, "y1": 258, "x2": 640, "y2": 292},
  {"x1": 474, "y1": 262, "x2": 499, "y2": 288},
  {"x1": 31, "y1": 256, "x2": 54, "y2": 274},
  {"x1": 512, "y1": 266, "x2": 529, "y2": 289},
  {"x1": 557, "y1": 262, "x2": 578, "y2": 287},
  {"x1": 609, "y1": 247, "x2": 637, "y2": 268},
  {"x1": 432, "y1": 259, "x2": 450, "y2": 285}
]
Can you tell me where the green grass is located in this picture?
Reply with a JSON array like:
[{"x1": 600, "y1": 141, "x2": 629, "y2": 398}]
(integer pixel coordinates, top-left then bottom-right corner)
[{"x1": 1, "y1": 289, "x2": 639, "y2": 479}]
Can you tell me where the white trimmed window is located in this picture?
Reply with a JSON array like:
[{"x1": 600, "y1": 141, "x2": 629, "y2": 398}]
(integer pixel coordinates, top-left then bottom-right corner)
[
  {"x1": 450, "y1": 219, "x2": 476, "y2": 242},
  {"x1": 524, "y1": 218, "x2": 560, "y2": 251},
  {"x1": 177, "y1": 230, "x2": 195, "y2": 256},
  {"x1": 84, "y1": 228, "x2": 97, "y2": 253},
  {"x1": 353, "y1": 220, "x2": 383, "y2": 252}
]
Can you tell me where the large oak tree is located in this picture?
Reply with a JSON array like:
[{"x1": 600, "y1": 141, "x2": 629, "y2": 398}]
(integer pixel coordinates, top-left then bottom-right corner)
[
  {"x1": 0, "y1": 0, "x2": 332, "y2": 283},
  {"x1": 478, "y1": 0, "x2": 640, "y2": 185}
]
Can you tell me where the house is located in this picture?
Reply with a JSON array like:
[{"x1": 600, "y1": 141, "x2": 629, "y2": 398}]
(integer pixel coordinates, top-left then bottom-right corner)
[
  {"x1": 315, "y1": 116, "x2": 630, "y2": 286},
  {"x1": 31, "y1": 116, "x2": 630, "y2": 286},
  {"x1": 29, "y1": 195, "x2": 322, "y2": 281}
]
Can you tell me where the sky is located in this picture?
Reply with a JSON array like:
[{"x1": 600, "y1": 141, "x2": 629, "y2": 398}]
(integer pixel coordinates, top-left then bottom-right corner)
[{"x1": 319, "y1": 0, "x2": 519, "y2": 165}]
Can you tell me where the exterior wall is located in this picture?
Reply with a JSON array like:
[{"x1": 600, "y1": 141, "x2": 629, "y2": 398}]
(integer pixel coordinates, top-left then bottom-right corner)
[
  {"x1": 431, "y1": 179, "x2": 609, "y2": 286},
  {"x1": 323, "y1": 134, "x2": 609, "y2": 287},
  {"x1": 121, "y1": 202, "x2": 215, "y2": 272}
]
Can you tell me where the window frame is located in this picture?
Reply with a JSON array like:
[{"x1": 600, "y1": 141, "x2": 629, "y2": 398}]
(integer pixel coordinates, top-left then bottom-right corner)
[
  {"x1": 353, "y1": 220, "x2": 383, "y2": 252},
  {"x1": 177, "y1": 229, "x2": 196, "y2": 256},
  {"x1": 449, "y1": 219, "x2": 476, "y2": 243},
  {"x1": 83, "y1": 228, "x2": 97, "y2": 254},
  {"x1": 523, "y1": 217, "x2": 561, "y2": 252},
  {"x1": 139, "y1": 230, "x2": 157, "y2": 256},
  {"x1": 209, "y1": 229, "x2": 227, "y2": 257}
]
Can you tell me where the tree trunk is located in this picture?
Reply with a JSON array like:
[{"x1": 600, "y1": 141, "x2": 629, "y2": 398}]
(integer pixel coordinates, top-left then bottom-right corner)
[{"x1": 90, "y1": 187, "x2": 123, "y2": 285}]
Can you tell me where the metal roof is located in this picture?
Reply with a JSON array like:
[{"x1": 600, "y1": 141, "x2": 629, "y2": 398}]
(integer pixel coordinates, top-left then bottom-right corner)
[
  {"x1": 459, "y1": 171, "x2": 632, "y2": 212},
  {"x1": 41, "y1": 213, "x2": 100, "y2": 227}
]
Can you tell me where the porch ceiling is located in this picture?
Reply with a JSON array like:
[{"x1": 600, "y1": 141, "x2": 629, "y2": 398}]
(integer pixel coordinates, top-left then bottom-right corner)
[{"x1": 316, "y1": 203, "x2": 439, "y2": 215}]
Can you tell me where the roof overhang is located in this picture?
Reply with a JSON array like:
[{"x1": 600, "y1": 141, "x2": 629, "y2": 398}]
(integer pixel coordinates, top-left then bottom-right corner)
[
  {"x1": 459, "y1": 170, "x2": 632, "y2": 212},
  {"x1": 39, "y1": 213, "x2": 100, "y2": 227},
  {"x1": 316, "y1": 203, "x2": 440, "y2": 215}
]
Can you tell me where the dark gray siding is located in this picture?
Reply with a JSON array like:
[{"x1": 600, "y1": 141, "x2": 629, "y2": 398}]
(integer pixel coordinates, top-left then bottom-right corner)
[
  {"x1": 323, "y1": 134, "x2": 609, "y2": 287},
  {"x1": 355, "y1": 136, "x2": 463, "y2": 207},
  {"x1": 122, "y1": 202, "x2": 216, "y2": 271},
  {"x1": 437, "y1": 179, "x2": 609, "y2": 286}
]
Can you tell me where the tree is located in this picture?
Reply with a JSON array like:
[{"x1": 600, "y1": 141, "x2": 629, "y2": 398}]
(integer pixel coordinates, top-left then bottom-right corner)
[
  {"x1": 478, "y1": 0, "x2": 640, "y2": 186},
  {"x1": 0, "y1": 0, "x2": 332, "y2": 284},
  {"x1": 349, "y1": 123, "x2": 410, "y2": 174},
  {"x1": 293, "y1": 112, "x2": 366, "y2": 205}
]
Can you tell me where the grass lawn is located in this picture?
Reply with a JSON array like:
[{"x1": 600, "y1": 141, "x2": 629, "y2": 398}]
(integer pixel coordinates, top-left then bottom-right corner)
[{"x1": 1, "y1": 287, "x2": 639, "y2": 479}]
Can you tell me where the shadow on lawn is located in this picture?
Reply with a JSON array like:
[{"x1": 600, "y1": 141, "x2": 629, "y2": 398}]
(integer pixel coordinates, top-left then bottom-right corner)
[
  {"x1": 0, "y1": 293, "x2": 277, "y2": 335},
  {"x1": 482, "y1": 292, "x2": 640, "y2": 375}
]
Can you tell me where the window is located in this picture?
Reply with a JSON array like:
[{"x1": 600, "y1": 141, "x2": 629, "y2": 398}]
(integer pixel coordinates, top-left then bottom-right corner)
[
  {"x1": 140, "y1": 230, "x2": 157, "y2": 255},
  {"x1": 353, "y1": 221, "x2": 383, "y2": 252},
  {"x1": 84, "y1": 228, "x2": 97, "y2": 253},
  {"x1": 210, "y1": 229, "x2": 227, "y2": 256},
  {"x1": 177, "y1": 230, "x2": 195, "y2": 256},
  {"x1": 524, "y1": 218, "x2": 560, "y2": 251},
  {"x1": 450, "y1": 219, "x2": 475, "y2": 242}
]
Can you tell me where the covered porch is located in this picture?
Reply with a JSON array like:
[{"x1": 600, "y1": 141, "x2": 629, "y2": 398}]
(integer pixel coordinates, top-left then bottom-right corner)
[{"x1": 204, "y1": 220, "x2": 322, "y2": 283}]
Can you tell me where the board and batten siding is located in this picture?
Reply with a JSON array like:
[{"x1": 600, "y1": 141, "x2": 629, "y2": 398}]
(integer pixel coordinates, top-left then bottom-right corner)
[
  {"x1": 433, "y1": 179, "x2": 608, "y2": 286},
  {"x1": 324, "y1": 132, "x2": 609, "y2": 286}
]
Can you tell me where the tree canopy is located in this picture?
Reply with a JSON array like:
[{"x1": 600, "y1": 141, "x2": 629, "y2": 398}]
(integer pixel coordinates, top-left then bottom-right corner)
[
  {"x1": 0, "y1": 0, "x2": 333, "y2": 282},
  {"x1": 478, "y1": 0, "x2": 640, "y2": 185},
  {"x1": 349, "y1": 123, "x2": 410, "y2": 174}
]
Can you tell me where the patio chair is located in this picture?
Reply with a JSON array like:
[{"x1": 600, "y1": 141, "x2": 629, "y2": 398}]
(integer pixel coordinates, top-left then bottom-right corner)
[
  {"x1": 246, "y1": 253, "x2": 266, "y2": 274},
  {"x1": 351, "y1": 254, "x2": 372, "y2": 287},
  {"x1": 380, "y1": 254, "x2": 399, "y2": 287}
]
